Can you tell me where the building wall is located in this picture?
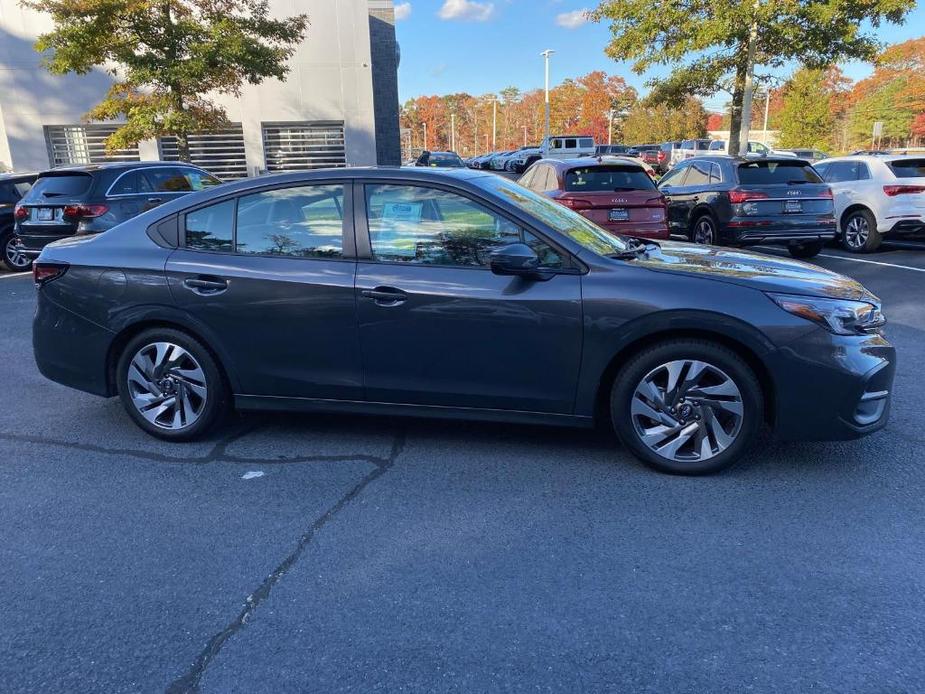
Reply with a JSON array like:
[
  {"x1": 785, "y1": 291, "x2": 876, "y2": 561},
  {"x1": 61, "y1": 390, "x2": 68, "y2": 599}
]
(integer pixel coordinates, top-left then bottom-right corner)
[
  {"x1": 367, "y1": 0, "x2": 402, "y2": 166},
  {"x1": 0, "y1": 0, "x2": 395, "y2": 173}
]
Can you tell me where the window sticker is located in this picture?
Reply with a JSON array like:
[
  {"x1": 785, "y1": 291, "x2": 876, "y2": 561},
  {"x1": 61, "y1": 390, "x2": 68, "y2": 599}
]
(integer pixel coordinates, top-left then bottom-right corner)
[{"x1": 381, "y1": 202, "x2": 423, "y2": 223}]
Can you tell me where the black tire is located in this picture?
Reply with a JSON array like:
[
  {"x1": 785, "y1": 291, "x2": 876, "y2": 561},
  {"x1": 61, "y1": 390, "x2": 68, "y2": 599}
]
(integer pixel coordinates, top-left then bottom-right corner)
[
  {"x1": 689, "y1": 213, "x2": 719, "y2": 245},
  {"x1": 787, "y1": 239, "x2": 824, "y2": 259},
  {"x1": 0, "y1": 228, "x2": 32, "y2": 272},
  {"x1": 840, "y1": 208, "x2": 881, "y2": 253},
  {"x1": 116, "y1": 328, "x2": 229, "y2": 441},
  {"x1": 610, "y1": 339, "x2": 763, "y2": 475}
]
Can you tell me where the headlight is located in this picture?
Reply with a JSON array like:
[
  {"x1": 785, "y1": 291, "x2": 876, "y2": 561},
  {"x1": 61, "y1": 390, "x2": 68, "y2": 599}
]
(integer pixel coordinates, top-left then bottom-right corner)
[{"x1": 768, "y1": 293, "x2": 885, "y2": 335}]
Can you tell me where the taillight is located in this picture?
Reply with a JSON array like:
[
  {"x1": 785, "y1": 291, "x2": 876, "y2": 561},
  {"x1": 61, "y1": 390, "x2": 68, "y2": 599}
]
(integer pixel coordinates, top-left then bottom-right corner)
[
  {"x1": 883, "y1": 184, "x2": 925, "y2": 196},
  {"x1": 62, "y1": 204, "x2": 109, "y2": 220},
  {"x1": 818, "y1": 187, "x2": 833, "y2": 198},
  {"x1": 33, "y1": 262, "x2": 68, "y2": 286},
  {"x1": 728, "y1": 189, "x2": 769, "y2": 204},
  {"x1": 657, "y1": 151, "x2": 667, "y2": 161},
  {"x1": 559, "y1": 197, "x2": 593, "y2": 210},
  {"x1": 14, "y1": 204, "x2": 27, "y2": 221}
]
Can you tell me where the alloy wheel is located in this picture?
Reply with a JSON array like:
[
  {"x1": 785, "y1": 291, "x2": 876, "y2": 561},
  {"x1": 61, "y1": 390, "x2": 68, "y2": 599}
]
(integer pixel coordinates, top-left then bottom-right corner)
[
  {"x1": 630, "y1": 359, "x2": 744, "y2": 463},
  {"x1": 4, "y1": 236, "x2": 31, "y2": 270},
  {"x1": 693, "y1": 218, "x2": 714, "y2": 245},
  {"x1": 844, "y1": 215, "x2": 869, "y2": 250},
  {"x1": 126, "y1": 341, "x2": 208, "y2": 430}
]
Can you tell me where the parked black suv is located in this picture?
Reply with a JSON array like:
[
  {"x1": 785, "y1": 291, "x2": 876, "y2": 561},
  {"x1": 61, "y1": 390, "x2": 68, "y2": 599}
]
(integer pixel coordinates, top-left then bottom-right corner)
[
  {"x1": 0, "y1": 172, "x2": 37, "y2": 271},
  {"x1": 14, "y1": 162, "x2": 221, "y2": 259},
  {"x1": 657, "y1": 156, "x2": 836, "y2": 258}
]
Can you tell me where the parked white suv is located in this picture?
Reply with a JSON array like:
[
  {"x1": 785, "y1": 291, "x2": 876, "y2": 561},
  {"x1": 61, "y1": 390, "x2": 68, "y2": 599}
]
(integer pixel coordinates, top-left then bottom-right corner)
[
  {"x1": 708, "y1": 140, "x2": 797, "y2": 158},
  {"x1": 814, "y1": 155, "x2": 925, "y2": 252},
  {"x1": 670, "y1": 138, "x2": 712, "y2": 167},
  {"x1": 539, "y1": 135, "x2": 595, "y2": 159}
]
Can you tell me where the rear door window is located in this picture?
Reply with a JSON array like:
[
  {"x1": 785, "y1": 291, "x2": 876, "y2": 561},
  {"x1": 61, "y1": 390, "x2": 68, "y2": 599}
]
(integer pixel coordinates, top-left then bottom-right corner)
[
  {"x1": 235, "y1": 184, "x2": 344, "y2": 258},
  {"x1": 737, "y1": 161, "x2": 823, "y2": 184},
  {"x1": 564, "y1": 165, "x2": 656, "y2": 191},
  {"x1": 888, "y1": 159, "x2": 925, "y2": 178},
  {"x1": 26, "y1": 174, "x2": 93, "y2": 200},
  {"x1": 579, "y1": 138, "x2": 594, "y2": 148},
  {"x1": 109, "y1": 171, "x2": 154, "y2": 195},
  {"x1": 683, "y1": 161, "x2": 712, "y2": 186},
  {"x1": 565, "y1": 139, "x2": 577, "y2": 149}
]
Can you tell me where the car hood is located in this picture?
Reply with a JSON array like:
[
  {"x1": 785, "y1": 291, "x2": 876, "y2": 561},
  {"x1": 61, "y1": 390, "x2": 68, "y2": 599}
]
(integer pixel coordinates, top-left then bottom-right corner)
[{"x1": 633, "y1": 241, "x2": 876, "y2": 302}]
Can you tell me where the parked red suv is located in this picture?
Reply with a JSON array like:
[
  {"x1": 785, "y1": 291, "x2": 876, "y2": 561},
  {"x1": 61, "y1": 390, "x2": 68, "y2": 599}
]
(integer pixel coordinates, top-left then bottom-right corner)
[{"x1": 517, "y1": 158, "x2": 669, "y2": 239}]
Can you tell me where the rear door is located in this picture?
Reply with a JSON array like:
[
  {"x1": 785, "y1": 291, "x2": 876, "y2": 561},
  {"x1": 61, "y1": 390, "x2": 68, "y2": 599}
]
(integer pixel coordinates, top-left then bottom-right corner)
[
  {"x1": 165, "y1": 180, "x2": 362, "y2": 400},
  {"x1": 354, "y1": 180, "x2": 582, "y2": 413},
  {"x1": 818, "y1": 160, "x2": 862, "y2": 220},
  {"x1": 657, "y1": 164, "x2": 690, "y2": 234}
]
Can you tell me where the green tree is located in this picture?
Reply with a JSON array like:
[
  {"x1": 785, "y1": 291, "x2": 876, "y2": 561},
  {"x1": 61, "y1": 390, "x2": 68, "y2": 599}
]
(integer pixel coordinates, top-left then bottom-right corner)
[
  {"x1": 591, "y1": 0, "x2": 914, "y2": 156},
  {"x1": 776, "y1": 69, "x2": 835, "y2": 149},
  {"x1": 24, "y1": 0, "x2": 308, "y2": 159}
]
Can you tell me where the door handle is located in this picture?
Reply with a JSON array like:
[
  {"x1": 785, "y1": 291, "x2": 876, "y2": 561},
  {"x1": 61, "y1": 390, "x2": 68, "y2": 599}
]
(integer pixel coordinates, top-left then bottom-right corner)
[
  {"x1": 147, "y1": 197, "x2": 163, "y2": 203},
  {"x1": 361, "y1": 286, "x2": 408, "y2": 305},
  {"x1": 183, "y1": 277, "x2": 228, "y2": 294}
]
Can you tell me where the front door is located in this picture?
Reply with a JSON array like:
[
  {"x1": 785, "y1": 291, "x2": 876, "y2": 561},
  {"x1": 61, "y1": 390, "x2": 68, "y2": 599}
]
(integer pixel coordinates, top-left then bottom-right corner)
[
  {"x1": 165, "y1": 181, "x2": 362, "y2": 400},
  {"x1": 354, "y1": 182, "x2": 583, "y2": 414}
]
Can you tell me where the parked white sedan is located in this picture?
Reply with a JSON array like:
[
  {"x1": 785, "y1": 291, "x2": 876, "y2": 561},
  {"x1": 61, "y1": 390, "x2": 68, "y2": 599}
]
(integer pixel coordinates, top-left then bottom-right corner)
[{"x1": 814, "y1": 155, "x2": 925, "y2": 252}]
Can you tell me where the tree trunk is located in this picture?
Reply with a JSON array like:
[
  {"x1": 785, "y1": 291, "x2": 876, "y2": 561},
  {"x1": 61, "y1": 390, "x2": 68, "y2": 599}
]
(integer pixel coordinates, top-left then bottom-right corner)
[
  {"x1": 176, "y1": 132, "x2": 190, "y2": 163},
  {"x1": 728, "y1": 63, "x2": 748, "y2": 156}
]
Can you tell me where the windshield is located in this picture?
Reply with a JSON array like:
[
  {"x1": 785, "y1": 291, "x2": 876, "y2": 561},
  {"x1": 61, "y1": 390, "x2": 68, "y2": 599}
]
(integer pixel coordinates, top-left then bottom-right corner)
[
  {"x1": 564, "y1": 165, "x2": 656, "y2": 192},
  {"x1": 737, "y1": 161, "x2": 823, "y2": 184},
  {"x1": 477, "y1": 175, "x2": 629, "y2": 255}
]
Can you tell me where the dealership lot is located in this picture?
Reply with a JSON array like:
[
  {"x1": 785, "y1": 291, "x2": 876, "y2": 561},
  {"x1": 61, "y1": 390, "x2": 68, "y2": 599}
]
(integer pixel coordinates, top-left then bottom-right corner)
[{"x1": 1, "y1": 243, "x2": 924, "y2": 692}]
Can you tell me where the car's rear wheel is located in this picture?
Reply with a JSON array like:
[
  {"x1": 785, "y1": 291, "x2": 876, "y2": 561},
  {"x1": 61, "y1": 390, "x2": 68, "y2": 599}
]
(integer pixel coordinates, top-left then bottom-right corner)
[
  {"x1": 690, "y1": 214, "x2": 718, "y2": 245},
  {"x1": 787, "y1": 240, "x2": 824, "y2": 259},
  {"x1": 0, "y1": 229, "x2": 32, "y2": 272},
  {"x1": 116, "y1": 328, "x2": 228, "y2": 441},
  {"x1": 841, "y1": 209, "x2": 881, "y2": 253},
  {"x1": 611, "y1": 340, "x2": 763, "y2": 475}
]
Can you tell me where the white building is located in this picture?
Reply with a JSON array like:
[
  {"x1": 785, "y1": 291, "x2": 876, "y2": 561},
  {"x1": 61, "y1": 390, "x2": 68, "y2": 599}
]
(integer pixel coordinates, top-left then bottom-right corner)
[{"x1": 0, "y1": 0, "x2": 401, "y2": 176}]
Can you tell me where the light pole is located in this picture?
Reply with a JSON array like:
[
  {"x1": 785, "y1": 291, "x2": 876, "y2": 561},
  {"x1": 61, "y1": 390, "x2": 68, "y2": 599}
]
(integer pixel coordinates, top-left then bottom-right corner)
[
  {"x1": 423, "y1": 121, "x2": 428, "y2": 151},
  {"x1": 450, "y1": 113, "x2": 456, "y2": 152},
  {"x1": 608, "y1": 109, "x2": 615, "y2": 145},
  {"x1": 541, "y1": 49, "x2": 555, "y2": 143},
  {"x1": 490, "y1": 97, "x2": 498, "y2": 149}
]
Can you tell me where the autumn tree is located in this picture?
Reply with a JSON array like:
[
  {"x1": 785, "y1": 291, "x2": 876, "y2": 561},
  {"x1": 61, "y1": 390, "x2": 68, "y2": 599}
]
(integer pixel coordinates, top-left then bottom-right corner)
[
  {"x1": 622, "y1": 97, "x2": 707, "y2": 144},
  {"x1": 24, "y1": 0, "x2": 308, "y2": 159},
  {"x1": 776, "y1": 69, "x2": 836, "y2": 150},
  {"x1": 590, "y1": 0, "x2": 915, "y2": 156}
]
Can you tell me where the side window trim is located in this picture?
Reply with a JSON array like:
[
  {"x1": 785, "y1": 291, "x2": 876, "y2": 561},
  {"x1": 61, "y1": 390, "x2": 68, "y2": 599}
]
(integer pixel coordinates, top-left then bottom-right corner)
[
  {"x1": 354, "y1": 179, "x2": 576, "y2": 271},
  {"x1": 179, "y1": 179, "x2": 356, "y2": 260}
]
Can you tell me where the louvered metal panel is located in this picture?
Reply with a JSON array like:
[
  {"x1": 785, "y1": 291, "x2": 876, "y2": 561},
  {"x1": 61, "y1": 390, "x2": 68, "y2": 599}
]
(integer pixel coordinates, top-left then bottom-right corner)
[
  {"x1": 44, "y1": 125, "x2": 140, "y2": 167},
  {"x1": 262, "y1": 121, "x2": 346, "y2": 171},
  {"x1": 158, "y1": 126, "x2": 248, "y2": 179}
]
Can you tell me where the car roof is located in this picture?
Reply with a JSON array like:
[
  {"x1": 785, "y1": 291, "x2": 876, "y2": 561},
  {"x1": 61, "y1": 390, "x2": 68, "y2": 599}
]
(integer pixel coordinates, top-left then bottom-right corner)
[
  {"x1": 545, "y1": 157, "x2": 646, "y2": 169},
  {"x1": 820, "y1": 154, "x2": 923, "y2": 163},
  {"x1": 685, "y1": 154, "x2": 807, "y2": 164},
  {"x1": 36, "y1": 161, "x2": 205, "y2": 176},
  {"x1": 0, "y1": 171, "x2": 38, "y2": 181}
]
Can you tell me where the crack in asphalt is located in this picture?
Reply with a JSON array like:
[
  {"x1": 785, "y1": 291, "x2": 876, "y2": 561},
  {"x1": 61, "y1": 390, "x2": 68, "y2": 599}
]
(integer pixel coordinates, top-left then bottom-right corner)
[
  {"x1": 164, "y1": 431, "x2": 407, "y2": 694},
  {"x1": 0, "y1": 418, "x2": 398, "y2": 467}
]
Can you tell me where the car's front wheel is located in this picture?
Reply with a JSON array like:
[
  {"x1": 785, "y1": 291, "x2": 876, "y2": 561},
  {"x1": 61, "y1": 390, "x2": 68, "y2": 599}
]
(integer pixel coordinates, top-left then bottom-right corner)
[
  {"x1": 611, "y1": 339, "x2": 763, "y2": 475},
  {"x1": 116, "y1": 328, "x2": 228, "y2": 441},
  {"x1": 787, "y1": 239, "x2": 824, "y2": 258},
  {"x1": 0, "y1": 229, "x2": 32, "y2": 272},
  {"x1": 841, "y1": 209, "x2": 881, "y2": 253}
]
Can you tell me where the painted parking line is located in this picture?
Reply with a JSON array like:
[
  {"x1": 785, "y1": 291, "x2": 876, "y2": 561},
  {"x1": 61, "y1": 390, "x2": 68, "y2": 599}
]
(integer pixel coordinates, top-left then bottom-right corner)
[
  {"x1": 0, "y1": 272, "x2": 30, "y2": 280},
  {"x1": 754, "y1": 246, "x2": 925, "y2": 274}
]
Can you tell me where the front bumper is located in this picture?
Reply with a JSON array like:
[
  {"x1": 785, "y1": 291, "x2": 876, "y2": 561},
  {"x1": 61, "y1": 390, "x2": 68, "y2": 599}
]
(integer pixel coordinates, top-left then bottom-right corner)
[{"x1": 768, "y1": 330, "x2": 895, "y2": 441}]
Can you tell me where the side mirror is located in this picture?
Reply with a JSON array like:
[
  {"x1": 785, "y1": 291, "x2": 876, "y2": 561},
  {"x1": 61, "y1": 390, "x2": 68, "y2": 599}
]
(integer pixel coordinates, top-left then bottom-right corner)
[{"x1": 489, "y1": 243, "x2": 546, "y2": 279}]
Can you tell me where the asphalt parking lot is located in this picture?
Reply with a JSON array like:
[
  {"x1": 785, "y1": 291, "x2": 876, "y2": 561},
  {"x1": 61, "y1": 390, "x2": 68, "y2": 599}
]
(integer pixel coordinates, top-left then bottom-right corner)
[{"x1": 2, "y1": 241, "x2": 924, "y2": 693}]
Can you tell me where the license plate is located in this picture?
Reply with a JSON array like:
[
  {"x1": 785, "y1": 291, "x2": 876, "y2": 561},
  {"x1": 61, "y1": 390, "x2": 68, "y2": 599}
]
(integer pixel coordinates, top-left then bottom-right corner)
[
  {"x1": 784, "y1": 200, "x2": 803, "y2": 214},
  {"x1": 609, "y1": 208, "x2": 629, "y2": 222},
  {"x1": 37, "y1": 207, "x2": 54, "y2": 221}
]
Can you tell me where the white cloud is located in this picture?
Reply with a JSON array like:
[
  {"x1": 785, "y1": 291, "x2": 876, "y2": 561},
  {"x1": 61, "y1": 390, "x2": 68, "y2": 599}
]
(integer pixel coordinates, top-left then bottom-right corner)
[
  {"x1": 438, "y1": 0, "x2": 495, "y2": 22},
  {"x1": 394, "y1": 2, "x2": 412, "y2": 21},
  {"x1": 555, "y1": 8, "x2": 590, "y2": 29}
]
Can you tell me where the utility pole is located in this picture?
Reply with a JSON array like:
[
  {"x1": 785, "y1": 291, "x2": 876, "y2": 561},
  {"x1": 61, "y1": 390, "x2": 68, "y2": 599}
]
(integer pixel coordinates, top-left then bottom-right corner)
[
  {"x1": 608, "y1": 109, "x2": 615, "y2": 145},
  {"x1": 737, "y1": 0, "x2": 760, "y2": 155},
  {"x1": 423, "y1": 121, "x2": 428, "y2": 151},
  {"x1": 762, "y1": 88, "x2": 770, "y2": 144},
  {"x1": 450, "y1": 113, "x2": 456, "y2": 152},
  {"x1": 541, "y1": 49, "x2": 555, "y2": 143},
  {"x1": 523, "y1": 125, "x2": 528, "y2": 146},
  {"x1": 491, "y1": 98, "x2": 497, "y2": 149}
]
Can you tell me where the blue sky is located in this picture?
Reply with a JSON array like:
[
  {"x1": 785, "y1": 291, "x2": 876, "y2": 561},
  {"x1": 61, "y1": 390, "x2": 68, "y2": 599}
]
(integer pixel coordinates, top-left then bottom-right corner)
[{"x1": 393, "y1": 0, "x2": 925, "y2": 111}]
